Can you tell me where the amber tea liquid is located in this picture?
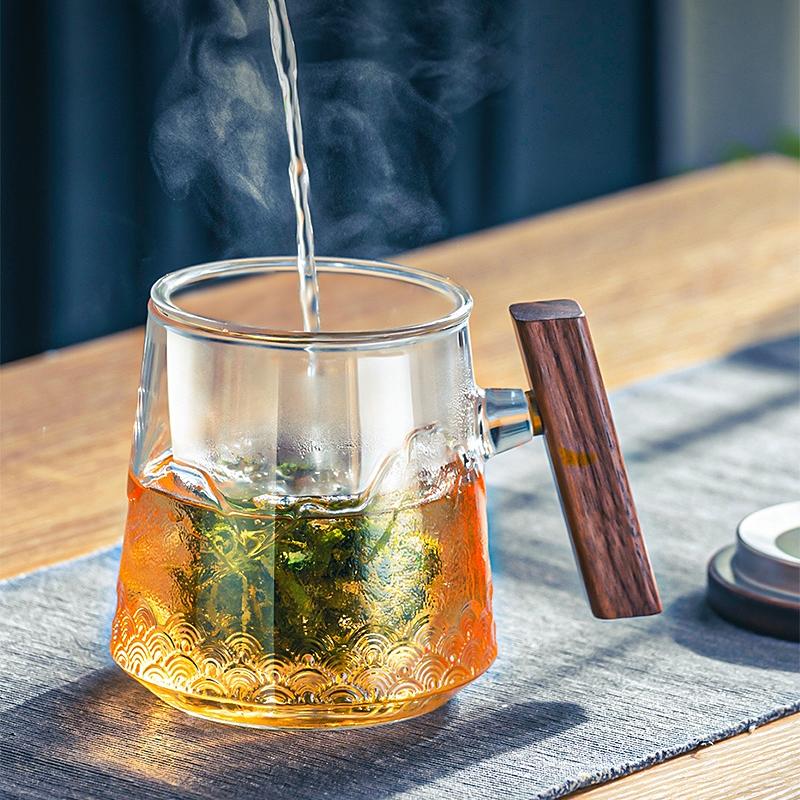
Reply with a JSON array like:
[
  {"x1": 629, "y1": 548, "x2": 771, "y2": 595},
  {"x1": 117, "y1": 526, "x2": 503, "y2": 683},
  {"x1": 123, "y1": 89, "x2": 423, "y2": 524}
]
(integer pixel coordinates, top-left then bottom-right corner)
[{"x1": 111, "y1": 457, "x2": 496, "y2": 727}]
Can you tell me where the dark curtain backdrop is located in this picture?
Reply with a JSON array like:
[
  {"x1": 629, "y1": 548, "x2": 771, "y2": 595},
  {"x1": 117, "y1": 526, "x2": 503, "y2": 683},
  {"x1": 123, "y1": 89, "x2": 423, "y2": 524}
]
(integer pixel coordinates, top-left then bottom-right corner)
[{"x1": 1, "y1": 0, "x2": 655, "y2": 363}]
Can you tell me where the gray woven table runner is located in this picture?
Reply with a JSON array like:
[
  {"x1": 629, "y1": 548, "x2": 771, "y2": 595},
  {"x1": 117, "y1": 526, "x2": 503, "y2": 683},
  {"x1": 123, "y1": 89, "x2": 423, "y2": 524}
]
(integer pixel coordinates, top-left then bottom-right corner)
[{"x1": 2, "y1": 337, "x2": 798, "y2": 800}]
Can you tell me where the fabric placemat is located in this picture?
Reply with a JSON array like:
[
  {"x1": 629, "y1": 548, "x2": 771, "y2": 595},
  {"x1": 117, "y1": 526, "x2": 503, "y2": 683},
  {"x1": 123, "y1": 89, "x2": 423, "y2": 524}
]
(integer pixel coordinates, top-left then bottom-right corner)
[{"x1": 1, "y1": 336, "x2": 798, "y2": 800}]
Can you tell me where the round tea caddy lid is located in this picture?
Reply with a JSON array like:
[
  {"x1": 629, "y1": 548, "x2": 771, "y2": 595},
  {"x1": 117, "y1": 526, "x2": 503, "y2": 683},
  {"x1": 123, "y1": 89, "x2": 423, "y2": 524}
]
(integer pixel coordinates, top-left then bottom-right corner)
[{"x1": 707, "y1": 502, "x2": 800, "y2": 641}]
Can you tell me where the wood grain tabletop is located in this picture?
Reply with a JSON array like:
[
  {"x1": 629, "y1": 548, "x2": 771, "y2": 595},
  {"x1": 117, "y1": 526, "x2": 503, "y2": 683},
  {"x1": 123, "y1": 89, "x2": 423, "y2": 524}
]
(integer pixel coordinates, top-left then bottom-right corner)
[{"x1": 1, "y1": 154, "x2": 798, "y2": 798}]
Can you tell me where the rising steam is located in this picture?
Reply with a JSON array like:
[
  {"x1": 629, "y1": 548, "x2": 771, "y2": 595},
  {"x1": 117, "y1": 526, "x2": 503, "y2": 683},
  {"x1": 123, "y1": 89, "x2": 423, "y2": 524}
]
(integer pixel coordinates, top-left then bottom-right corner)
[{"x1": 150, "y1": 0, "x2": 511, "y2": 256}]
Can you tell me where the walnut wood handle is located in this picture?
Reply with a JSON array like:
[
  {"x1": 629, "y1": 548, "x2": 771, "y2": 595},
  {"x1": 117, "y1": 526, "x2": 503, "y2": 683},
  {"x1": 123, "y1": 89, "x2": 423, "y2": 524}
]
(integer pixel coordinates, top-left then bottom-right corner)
[{"x1": 510, "y1": 300, "x2": 662, "y2": 619}]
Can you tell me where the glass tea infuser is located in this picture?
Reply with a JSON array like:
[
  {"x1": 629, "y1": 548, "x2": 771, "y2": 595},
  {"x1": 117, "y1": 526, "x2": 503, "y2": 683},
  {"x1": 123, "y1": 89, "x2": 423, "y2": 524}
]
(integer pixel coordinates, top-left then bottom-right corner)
[{"x1": 111, "y1": 257, "x2": 661, "y2": 728}]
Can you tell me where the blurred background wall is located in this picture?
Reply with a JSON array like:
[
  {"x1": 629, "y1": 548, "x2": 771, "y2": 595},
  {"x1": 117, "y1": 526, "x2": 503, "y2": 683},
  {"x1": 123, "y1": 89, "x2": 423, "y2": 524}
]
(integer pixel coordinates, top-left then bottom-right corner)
[{"x1": 2, "y1": 0, "x2": 798, "y2": 362}]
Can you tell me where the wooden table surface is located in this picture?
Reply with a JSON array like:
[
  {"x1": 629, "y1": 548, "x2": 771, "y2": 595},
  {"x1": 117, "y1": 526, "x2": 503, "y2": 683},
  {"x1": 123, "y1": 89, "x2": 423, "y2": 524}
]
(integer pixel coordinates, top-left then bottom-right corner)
[{"x1": 1, "y1": 155, "x2": 799, "y2": 798}]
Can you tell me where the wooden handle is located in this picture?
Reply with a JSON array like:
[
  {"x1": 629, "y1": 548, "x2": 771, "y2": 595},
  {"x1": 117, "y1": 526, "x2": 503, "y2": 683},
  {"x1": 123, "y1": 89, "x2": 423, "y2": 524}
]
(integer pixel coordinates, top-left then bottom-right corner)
[{"x1": 510, "y1": 300, "x2": 662, "y2": 619}]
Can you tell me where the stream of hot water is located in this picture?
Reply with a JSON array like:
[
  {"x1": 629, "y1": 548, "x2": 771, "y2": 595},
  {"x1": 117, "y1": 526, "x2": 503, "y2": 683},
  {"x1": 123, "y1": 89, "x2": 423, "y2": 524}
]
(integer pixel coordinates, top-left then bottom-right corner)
[{"x1": 267, "y1": 0, "x2": 321, "y2": 332}]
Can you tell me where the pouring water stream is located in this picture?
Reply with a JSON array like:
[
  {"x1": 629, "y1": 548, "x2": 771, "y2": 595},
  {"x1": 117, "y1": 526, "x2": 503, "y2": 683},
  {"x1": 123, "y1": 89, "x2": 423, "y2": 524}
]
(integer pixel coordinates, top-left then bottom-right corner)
[{"x1": 267, "y1": 0, "x2": 321, "y2": 332}]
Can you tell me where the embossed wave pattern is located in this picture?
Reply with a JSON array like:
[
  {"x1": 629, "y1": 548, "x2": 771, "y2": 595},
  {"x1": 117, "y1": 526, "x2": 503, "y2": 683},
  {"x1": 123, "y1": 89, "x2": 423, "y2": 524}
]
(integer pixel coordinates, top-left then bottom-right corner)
[{"x1": 111, "y1": 587, "x2": 496, "y2": 705}]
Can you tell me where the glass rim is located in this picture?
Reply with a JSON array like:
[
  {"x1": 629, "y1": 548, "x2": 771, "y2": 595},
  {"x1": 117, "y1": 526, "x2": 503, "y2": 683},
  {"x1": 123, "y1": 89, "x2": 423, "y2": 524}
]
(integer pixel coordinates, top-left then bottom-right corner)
[{"x1": 150, "y1": 256, "x2": 473, "y2": 346}]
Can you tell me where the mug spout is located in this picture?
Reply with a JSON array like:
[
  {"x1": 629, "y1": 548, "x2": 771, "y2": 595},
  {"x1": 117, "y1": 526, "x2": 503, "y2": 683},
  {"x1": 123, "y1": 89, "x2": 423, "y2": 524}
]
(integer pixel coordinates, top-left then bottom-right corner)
[{"x1": 479, "y1": 387, "x2": 541, "y2": 457}]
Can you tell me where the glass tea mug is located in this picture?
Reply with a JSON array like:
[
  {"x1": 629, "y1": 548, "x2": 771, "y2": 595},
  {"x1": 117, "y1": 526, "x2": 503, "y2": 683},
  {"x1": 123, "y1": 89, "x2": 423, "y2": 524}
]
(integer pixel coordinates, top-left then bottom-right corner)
[{"x1": 111, "y1": 257, "x2": 661, "y2": 728}]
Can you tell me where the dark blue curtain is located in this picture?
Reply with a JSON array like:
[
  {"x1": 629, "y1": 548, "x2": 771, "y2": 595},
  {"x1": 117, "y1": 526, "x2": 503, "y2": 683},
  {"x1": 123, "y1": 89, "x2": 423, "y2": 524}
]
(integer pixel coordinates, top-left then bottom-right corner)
[{"x1": 1, "y1": 0, "x2": 655, "y2": 362}]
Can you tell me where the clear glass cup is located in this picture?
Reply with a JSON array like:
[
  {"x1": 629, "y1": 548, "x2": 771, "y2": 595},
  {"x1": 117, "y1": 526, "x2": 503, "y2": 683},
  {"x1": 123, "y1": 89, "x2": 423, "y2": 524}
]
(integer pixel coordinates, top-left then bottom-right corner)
[
  {"x1": 110, "y1": 257, "x2": 532, "y2": 728},
  {"x1": 110, "y1": 256, "x2": 660, "y2": 728}
]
